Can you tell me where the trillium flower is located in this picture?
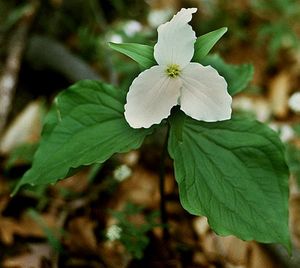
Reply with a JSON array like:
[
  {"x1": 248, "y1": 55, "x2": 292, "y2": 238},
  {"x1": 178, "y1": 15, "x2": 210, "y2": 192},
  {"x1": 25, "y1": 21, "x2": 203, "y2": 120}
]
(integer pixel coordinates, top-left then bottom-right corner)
[{"x1": 124, "y1": 8, "x2": 232, "y2": 128}]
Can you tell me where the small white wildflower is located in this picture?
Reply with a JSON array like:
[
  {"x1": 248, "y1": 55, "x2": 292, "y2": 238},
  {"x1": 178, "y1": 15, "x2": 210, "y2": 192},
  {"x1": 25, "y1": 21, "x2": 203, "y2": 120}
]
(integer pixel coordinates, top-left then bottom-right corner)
[
  {"x1": 232, "y1": 96, "x2": 271, "y2": 122},
  {"x1": 109, "y1": 34, "x2": 123, "y2": 44},
  {"x1": 125, "y1": 8, "x2": 232, "y2": 128},
  {"x1": 106, "y1": 224, "x2": 122, "y2": 241},
  {"x1": 124, "y1": 20, "x2": 142, "y2": 37},
  {"x1": 269, "y1": 123, "x2": 294, "y2": 142},
  {"x1": 280, "y1": 124, "x2": 294, "y2": 142},
  {"x1": 289, "y1": 92, "x2": 300, "y2": 113},
  {"x1": 113, "y1": 164, "x2": 132, "y2": 182}
]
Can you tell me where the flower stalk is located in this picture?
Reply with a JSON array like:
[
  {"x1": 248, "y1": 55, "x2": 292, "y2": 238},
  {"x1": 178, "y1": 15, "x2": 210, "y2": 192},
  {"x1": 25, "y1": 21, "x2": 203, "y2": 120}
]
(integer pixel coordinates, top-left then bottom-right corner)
[{"x1": 159, "y1": 125, "x2": 170, "y2": 241}]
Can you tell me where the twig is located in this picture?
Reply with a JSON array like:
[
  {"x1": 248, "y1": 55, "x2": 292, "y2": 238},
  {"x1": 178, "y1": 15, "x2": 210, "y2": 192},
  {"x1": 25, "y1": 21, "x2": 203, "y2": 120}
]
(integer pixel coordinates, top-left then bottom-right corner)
[
  {"x1": 0, "y1": 1, "x2": 39, "y2": 137},
  {"x1": 26, "y1": 35, "x2": 101, "y2": 82}
]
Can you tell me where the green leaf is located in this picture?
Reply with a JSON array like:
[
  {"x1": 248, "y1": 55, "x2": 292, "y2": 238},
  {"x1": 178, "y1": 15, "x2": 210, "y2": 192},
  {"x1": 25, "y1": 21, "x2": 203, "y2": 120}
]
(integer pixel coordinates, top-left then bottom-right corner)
[
  {"x1": 168, "y1": 113, "x2": 290, "y2": 249},
  {"x1": 40, "y1": 80, "x2": 123, "y2": 141},
  {"x1": 109, "y1": 42, "x2": 156, "y2": 69},
  {"x1": 193, "y1": 27, "x2": 227, "y2": 62},
  {"x1": 201, "y1": 54, "x2": 254, "y2": 96},
  {"x1": 13, "y1": 80, "x2": 152, "y2": 194}
]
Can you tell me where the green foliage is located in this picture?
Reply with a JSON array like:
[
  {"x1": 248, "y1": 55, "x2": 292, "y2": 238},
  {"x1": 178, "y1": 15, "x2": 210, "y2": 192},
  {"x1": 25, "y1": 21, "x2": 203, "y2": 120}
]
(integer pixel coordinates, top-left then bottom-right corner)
[
  {"x1": 200, "y1": 54, "x2": 254, "y2": 96},
  {"x1": 257, "y1": 22, "x2": 299, "y2": 61},
  {"x1": 168, "y1": 112, "x2": 290, "y2": 249},
  {"x1": 13, "y1": 80, "x2": 152, "y2": 194},
  {"x1": 193, "y1": 27, "x2": 228, "y2": 62},
  {"x1": 77, "y1": 27, "x2": 102, "y2": 62},
  {"x1": 252, "y1": 0, "x2": 300, "y2": 18},
  {"x1": 109, "y1": 203, "x2": 160, "y2": 259},
  {"x1": 109, "y1": 42, "x2": 155, "y2": 69},
  {"x1": 195, "y1": 2, "x2": 249, "y2": 44},
  {"x1": 252, "y1": 0, "x2": 300, "y2": 61}
]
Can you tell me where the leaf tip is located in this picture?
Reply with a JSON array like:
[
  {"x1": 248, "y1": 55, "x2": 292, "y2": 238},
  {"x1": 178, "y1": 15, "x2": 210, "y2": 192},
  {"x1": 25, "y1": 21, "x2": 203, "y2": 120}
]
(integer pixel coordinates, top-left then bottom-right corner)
[
  {"x1": 11, "y1": 183, "x2": 22, "y2": 196},
  {"x1": 281, "y1": 234, "x2": 292, "y2": 255},
  {"x1": 221, "y1": 27, "x2": 228, "y2": 33},
  {"x1": 108, "y1": 42, "x2": 122, "y2": 50},
  {"x1": 108, "y1": 42, "x2": 115, "y2": 48}
]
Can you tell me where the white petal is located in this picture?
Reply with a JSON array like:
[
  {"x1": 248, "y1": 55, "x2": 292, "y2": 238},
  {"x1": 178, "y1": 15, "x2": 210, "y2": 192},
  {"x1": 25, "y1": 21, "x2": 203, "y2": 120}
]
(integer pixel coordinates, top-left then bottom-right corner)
[
  {"x1": 179, "y1": 63, "x2": 232, "y2": 122},
  {"x1": 124, "y1": 66, "x2": 182, "y2": 128},
  {"x1": 154, "y1": 8, "x2": 197, "y2": 68},
  {"x1": 288, "y1": 92, "x2": 300, "y2": 112}
]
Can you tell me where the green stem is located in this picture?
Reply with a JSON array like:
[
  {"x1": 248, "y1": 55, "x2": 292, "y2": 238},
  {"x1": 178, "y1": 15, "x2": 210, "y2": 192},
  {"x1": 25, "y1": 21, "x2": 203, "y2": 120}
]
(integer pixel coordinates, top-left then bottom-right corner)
[{"x1": 159, "y1": 125, "x2": 170, "y2": 241}]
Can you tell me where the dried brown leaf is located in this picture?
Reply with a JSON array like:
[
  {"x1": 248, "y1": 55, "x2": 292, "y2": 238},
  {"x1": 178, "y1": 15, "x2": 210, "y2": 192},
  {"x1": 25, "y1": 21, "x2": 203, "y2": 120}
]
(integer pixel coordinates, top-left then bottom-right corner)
[
  {"x1": 2, "y1": 243, "x2": 51, "y2": 268},
  {"x1": 114, "y1": 167, "x2": 160, "y2": 209},
  {"x1": 65, "y1": 216, "x2": 97, "y2": 253},
  {"x1": 0, "y1": 213, "x2": 57, "y2": 245}
]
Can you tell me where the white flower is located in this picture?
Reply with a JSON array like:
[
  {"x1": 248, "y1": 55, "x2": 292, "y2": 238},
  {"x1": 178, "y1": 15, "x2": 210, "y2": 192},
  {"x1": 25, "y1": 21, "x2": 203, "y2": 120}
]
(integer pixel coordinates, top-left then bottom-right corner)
[
  {"x1": 280, "y1": 124, "x2": 294, "y2": 142},
  {"x1": 113, "y1": 164, "x2": 132, "y2": 182},
  {"x1": 106, "y1": 224, "x2": 122, "y2": 241},
  {"x1": 289, "y1": 92, "x2": 300, "y2": 113},
  {"x1": 109, "y1": 34, "x2": 123, "y2": 44},
  {"x1": 269, "y1": 123, "x2": 294, "y2": 142},
  {"x1": 124, "y1": 8, "x2": 232, "y2": 129},
  {"x1": 124, "y1": 20, "x2": 142, "y2": 37}
]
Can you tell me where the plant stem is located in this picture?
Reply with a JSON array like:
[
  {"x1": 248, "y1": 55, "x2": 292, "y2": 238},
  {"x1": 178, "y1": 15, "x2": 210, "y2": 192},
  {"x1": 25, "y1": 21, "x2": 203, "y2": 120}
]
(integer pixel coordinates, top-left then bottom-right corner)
[{"x1": 159, "y1": 125, "x2": 170, "y2": 241}]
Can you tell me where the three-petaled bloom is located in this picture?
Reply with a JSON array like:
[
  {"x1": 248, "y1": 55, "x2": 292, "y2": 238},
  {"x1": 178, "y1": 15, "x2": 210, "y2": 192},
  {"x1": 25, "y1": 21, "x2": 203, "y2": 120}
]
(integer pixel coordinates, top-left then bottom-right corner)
[{"x1": 124, "y1": 8, "x2": 232, "y2": 128}]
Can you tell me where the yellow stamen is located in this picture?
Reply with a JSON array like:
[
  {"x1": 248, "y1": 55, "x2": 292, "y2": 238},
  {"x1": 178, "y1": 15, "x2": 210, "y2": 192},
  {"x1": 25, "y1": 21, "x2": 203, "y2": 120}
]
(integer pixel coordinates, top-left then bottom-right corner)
[{"x1": 166, "y1": 64, "x2": 181, "y2": 78}]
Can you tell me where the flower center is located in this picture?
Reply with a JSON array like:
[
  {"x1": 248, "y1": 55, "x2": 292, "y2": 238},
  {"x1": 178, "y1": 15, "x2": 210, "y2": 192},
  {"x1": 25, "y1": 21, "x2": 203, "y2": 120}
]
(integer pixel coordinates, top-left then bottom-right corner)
[{"x1": 166, "y1": 64, "x2": 181, "y2": 78}]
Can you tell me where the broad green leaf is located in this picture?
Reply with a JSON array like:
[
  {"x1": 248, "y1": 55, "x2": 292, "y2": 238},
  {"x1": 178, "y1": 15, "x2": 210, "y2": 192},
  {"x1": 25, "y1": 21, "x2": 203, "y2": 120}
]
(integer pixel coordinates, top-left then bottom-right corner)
[
  {"x1": 168, "y1": 112, "x2": 290, "y2": 249},
  {"x1": 42, "y1": 80, "x2": 114, "y2": 137},
  {"x1": 109, "y1": 42, "x2": 156, "y2": 69},
  {"x1": 13, "y1": 80, "x2": 152, "y2": 194},
  {"x1": 41, "y1": 79, "x2": 130, "y2": 141},
  {"x1": 193, "y1": 27, "x2": 228, "y2": 62},
  {"x1": 201, "y1": 54, "x2": 254, "y2": 96}
]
